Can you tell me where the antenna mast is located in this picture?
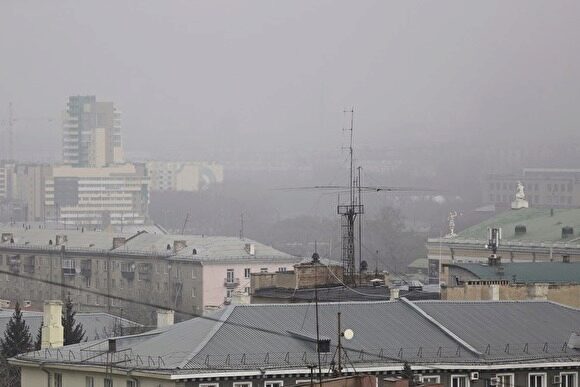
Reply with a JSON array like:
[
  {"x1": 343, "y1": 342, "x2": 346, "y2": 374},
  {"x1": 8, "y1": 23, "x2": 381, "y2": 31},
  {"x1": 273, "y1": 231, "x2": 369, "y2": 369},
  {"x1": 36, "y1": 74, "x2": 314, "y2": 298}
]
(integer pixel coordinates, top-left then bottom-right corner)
[
  {"x1": 8, "y1": 102, "x2": 14, "y2": 161},
  {"x1": 337, "y1": 109, "x2": 363, "y2": 285}
]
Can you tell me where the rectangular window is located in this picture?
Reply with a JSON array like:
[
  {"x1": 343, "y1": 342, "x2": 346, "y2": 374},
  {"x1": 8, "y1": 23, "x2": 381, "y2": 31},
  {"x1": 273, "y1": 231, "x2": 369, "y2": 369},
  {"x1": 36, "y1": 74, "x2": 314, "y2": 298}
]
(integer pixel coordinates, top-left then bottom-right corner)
[
  {"x1": 529, "y1": 373, "x2": 546, "y2": 387},
  {"x1": 497, "y1": 373, "x2": 514, "y2": 387},
  {"x1": 192, "y1": 269, "x2": 196, "y2": 279},
  {"x1": 451, "y1": 375, "x2": 469, "y2": 387},
  {"x1": 234, "y1": 383, "x2": 252, "y2": 387},
  {"x1": 55, "y1": 373, "x2": 63, "y2": 387},
  {"x1": 265, "y1": 382, "x2": 283, "y2": 387},
  {"x1": 422, "y1": 376, "x2": 440, "y2": 384},
  {"x1": 244, "y1": 268, "x2": 251, "y2": 278},
  {"x1": 226, "y1": 289, "x2": 234, "y2": 298},
  {"x1": 278, "y1": 267, "x2": 287, "y2": 272},
  {"x1": 561, "y1": 373, "x2": 578, "y2": 387},
  {"x1": 104, "y1": 378, "x2": 113, "y2": 387},
  {"x1": 245, "y1": 287, "x2": 251, "y2": 294},
  {"x1": 191, "y1": 288, "x2": 196, "y2": 298},
  {"x1": 126, "y1": 381, "x2": 138, "y2": 387},
  {"x1": 199, "y1": 384, "x2": 219, "y2": 387},
  {"x1": 86, "y1": 376, "x2": 94, "y2": 387},
  {"x1": 226, "y1": 269, "x2": 234, "y2": 283}
]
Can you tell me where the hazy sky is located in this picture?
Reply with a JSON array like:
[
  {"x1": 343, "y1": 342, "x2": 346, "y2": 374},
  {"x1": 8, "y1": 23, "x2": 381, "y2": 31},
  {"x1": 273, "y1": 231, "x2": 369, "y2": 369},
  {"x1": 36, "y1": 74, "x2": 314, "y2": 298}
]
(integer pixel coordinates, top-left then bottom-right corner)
[{"x1": 1, "y1": 0, "x2": 579, "y2": 161}]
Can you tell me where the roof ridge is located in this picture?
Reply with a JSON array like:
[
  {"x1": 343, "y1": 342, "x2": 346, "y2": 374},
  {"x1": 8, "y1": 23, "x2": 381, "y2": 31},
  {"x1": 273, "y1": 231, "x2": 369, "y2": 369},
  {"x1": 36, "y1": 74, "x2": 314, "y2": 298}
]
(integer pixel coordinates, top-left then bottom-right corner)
[
  {"x1": 176, "y1": 305, "x2": 237, "y2": 369},
  {"x1": 399, "y1": 298, "x2": 483, "y2": 357}
]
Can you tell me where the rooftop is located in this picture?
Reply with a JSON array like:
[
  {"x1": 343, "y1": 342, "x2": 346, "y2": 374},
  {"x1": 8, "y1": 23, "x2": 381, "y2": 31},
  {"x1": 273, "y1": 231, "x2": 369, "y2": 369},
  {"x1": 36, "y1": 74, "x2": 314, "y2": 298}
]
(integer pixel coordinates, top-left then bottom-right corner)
[
  {"x1": 14, "y1": 299, "x2": 580, "y2": 377},
  {"x1": 0, "y1": 227, "x2": 300, "y2": 263},
  {"x1": 447, "y1": 262, "x2": 580, "y2": 284}
]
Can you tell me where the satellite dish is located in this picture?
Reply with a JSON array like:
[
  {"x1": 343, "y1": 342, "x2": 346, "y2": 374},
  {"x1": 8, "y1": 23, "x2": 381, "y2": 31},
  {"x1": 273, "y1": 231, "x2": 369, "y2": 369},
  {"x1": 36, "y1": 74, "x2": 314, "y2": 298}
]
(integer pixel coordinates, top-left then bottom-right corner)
[{"x1": 343, "y1": 329, "x2": 354, "y2": 340}]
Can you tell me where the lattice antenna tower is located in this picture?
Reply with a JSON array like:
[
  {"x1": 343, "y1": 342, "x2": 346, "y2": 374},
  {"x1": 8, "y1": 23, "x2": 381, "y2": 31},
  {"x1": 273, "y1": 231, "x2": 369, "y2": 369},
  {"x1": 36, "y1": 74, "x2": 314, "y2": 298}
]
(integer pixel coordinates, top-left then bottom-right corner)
[{"x1": 337, "y1": 109, "x2": 364, "y2": 285}]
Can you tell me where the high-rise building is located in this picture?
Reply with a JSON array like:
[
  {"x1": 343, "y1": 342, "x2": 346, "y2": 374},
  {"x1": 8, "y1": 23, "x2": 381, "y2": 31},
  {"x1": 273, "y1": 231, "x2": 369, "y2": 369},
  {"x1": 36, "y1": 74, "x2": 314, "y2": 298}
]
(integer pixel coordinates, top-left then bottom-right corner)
[{"x1": 62, "y1": 96, "x2": 123, "y2": 167}]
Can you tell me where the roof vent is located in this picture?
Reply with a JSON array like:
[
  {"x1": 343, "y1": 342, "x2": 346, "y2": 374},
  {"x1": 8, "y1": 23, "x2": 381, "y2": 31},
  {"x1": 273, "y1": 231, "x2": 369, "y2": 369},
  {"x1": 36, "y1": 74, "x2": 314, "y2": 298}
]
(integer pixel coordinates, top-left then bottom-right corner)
[
  {"x1": 55, "y1": 235, "x2": 68, "y2": 246},
  {"x1": 514, "y1": 225, "x2": 527, "y2": 236},
  {"x1": 112, "y1": 237, "x2": 126, "y2": 249},
  {"x1": 311, "y1": 251, "x2": 320, "y2": 264},
  {"x1": 562, "y1": 226, "x2": 574, "y2": 239},
  {"x1": 245, "y1": 243, "x2": 255, "y2": 256},
  {"x1": 568, "y1": 332, "x2": 580, "y2": 349},
  {"x1": 173, "y1": 240, "x2": 187, "y2": 252},
  {"x1": 1, "y1": 233, "x2": 13, "y2": 243},
  {"x1": 192, "y1": 248, "x2": 197, "y2": 255}
]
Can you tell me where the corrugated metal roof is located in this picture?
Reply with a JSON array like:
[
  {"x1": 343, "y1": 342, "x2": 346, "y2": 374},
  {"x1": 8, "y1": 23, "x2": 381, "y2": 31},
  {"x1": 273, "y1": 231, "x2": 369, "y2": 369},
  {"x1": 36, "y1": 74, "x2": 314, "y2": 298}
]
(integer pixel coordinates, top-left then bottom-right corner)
[
  {"x1": 16, "y1": 299, "x2": 580, "y2": 373},
  {"x1": 456, "y1": 208, "x2": 580, "y2": 243},
  {"x1": 450, "y1": 262, "x2": 580, "y2": 283}
]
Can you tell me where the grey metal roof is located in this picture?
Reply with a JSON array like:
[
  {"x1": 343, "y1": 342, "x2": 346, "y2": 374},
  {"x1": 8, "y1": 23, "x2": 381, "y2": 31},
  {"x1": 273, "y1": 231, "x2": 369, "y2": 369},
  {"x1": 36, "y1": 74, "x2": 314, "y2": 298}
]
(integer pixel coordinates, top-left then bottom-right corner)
[
  {"x1": 448, "y1": 262, "x2": 580, "y2": 284},
  {"x1": 0, "y1": 310, "x2": 142, "y2": 341},
  {"x1": 0, "y1": 227, "x2": 301, "y2": 263},
  {"x1": 415, "y1": 301, "x2": 580, "y2": 360},
  {"x1": 15, "y1": 299, "x2": 580, "y2": 375}
]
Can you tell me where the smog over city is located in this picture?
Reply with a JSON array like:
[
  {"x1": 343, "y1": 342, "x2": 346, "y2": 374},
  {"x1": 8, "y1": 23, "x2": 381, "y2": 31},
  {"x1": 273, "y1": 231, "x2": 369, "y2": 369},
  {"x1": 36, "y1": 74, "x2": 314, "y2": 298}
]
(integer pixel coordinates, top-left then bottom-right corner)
[{"x1": 1, "y1": 3, "x2": 580, "y2": 385}]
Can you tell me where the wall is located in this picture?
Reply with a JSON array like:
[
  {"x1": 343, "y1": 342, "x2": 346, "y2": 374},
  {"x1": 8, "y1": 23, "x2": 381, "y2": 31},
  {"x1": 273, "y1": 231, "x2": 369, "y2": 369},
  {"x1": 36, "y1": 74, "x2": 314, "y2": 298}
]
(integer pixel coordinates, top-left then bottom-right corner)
[
  {"x1": 442, "y1": 283, "x2": 580, "y2": 308},
  {"x1": 202, "y1": 262, "x2": 297, "y2": 311},
  {"x1": 20, "y1": 366, "x2": 180, "y2": 387}
]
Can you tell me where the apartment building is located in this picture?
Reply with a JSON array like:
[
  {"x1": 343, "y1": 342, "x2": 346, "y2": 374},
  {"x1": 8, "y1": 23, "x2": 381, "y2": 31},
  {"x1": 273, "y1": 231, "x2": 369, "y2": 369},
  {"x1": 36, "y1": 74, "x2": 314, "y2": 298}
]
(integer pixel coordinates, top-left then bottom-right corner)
[
  {"x1": 0, "y1": 228, "x2": 301, "y2": 323},
  {"x1": 63, "y1": 95, "x2": 123, "y2": 167},
  {"x1": 146, "y1": 160, "x2": 224, "y2": 192}
]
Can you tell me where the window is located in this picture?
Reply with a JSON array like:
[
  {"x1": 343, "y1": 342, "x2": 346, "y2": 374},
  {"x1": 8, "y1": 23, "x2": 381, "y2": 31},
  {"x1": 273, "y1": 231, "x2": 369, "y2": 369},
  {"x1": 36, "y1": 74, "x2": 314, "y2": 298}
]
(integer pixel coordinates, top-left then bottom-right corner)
[
  {"x1": 497, "y1": 373, "x2": 514, "y2": 387},
  {"x1": 234, "y1": 383, "x2": 252, "y2": 387},
  {"x1": 245, "y1": 287, "x2": 251, "y2": 294},
  {"x1": 191, "y1": 288, "x2": 196, "y2": 298},
  {"x1": 86, "y1": 376, "x2": 94, "y2": 387},
  {"x1": 126, "y1": 380, "x2": 138, "y2": 387},
  {"x1": 265, "y1": 382, "x2": 283, "y2": 387},
  {"x1": 422, "y1": 376, "x2": 440, "y2": 384},
  {"x1": 244, "y1": 268, "x2": 251, "y2": 278},
  {"x1": 199, "y1": 384, "x2": 219, "y2": 387},
  {"x1": 226, "y1": 289, "x2": 234, "y2": 298},
  {"x1": 260, "y1": 268, "x2": 268, "y2": 273},
  {"x1": 529, "y1": 373, "x2": 546, "y2": 387},
  {"x1": 278, "y1": 267, "x2": 287, "y2": 272},
  {"x1": 561, "y1": 373, "x2": 578, "y2": 387},
  {"x1": 55, "y1": 373, "x2": 63, "y2": 387},
  {"x1": 104, "y1": 378, "x2": 113, "y2": 387},
  {"x1": 451, "y1": 375, "x2": 469, "y2": 387},
  {"x1": 226, "y1": 269, "x2": 235, "y2": 283},
  {"x1": 192, "y1": 269, "x2": 196, "y2": 279}
]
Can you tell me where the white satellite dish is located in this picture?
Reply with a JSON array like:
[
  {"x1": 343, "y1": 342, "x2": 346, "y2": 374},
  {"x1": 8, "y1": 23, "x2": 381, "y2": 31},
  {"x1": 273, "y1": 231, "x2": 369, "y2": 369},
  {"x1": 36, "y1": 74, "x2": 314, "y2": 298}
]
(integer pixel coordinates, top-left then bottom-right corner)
[{"x1": 343, "y1": 329, "x2": 354, "y2": 340}]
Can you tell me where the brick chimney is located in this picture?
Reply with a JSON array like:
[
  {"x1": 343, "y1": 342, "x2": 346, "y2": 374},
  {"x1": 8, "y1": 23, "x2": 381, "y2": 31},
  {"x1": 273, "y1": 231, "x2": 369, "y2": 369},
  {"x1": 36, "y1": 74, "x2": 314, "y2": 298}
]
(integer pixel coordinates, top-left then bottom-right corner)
[
  {"x1": 156, "y1": 309, "x2": 174, "y2": 328},
  {"x1": 41, "y1": 300, "x2": 64, "y2": 349}
]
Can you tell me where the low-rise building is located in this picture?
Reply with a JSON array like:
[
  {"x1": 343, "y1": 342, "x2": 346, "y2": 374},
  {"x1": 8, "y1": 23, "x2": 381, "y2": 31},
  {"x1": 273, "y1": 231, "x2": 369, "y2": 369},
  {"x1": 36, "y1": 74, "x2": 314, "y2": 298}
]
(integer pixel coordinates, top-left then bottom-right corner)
[
  {"x1": 0, "y1": 228, "x2": 301, "y2": 323},
  {"x1": 146, "y1": 161, "x2": 224, "y2": 192},
  {"x1": 426, "y1": 208, "x2": 580, "y2": 284},
  {"x1": 441, "y1": 260, "x2": 580, "y2": 308},
  {"x1": 10, "y1": 299, "x2": 580, "y2": 387}
]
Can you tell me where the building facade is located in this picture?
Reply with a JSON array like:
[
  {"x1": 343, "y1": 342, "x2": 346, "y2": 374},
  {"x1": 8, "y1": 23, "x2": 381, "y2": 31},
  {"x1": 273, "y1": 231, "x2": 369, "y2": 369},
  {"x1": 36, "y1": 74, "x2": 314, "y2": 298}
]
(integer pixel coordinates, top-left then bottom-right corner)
[
  {"x1": 0, "y1": 228, "x2": 301, "y2": 323},
  {"x1": 146, "y1": 161, "x2": 224, "y2": 192},
  {"x1": 44, "y1": 163, "x2": 150, "y2": 227},
  {"x1": 62, "y1": 95, "x2": 123, "y2": 167},
  {"x1": 483, "y1": 168, "x2": 580, "y2": 208}
]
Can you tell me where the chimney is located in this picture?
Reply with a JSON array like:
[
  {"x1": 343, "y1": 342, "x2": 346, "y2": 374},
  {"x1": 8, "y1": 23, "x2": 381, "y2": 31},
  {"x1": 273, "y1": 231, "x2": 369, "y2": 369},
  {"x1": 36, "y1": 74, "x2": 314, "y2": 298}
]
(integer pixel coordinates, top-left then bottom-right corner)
[
  {"x1": 112, "y1": 237, "x2": 126, "y2": 249},
  {"x1": 390, "y1": 288, "x2": 400, "y2": 300},
  {"x1": 41, "y1": 300, "x2": 64, "y2": 349},
  {"x1": 55, "y1": 235, "x2": 68, "y2": 246},
  {"x1": 156, "y1": 309, "x2": 174, "y2": 328},
  {"x1": 173, "y1": 240, "x2": 187, "y2": 253}
]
